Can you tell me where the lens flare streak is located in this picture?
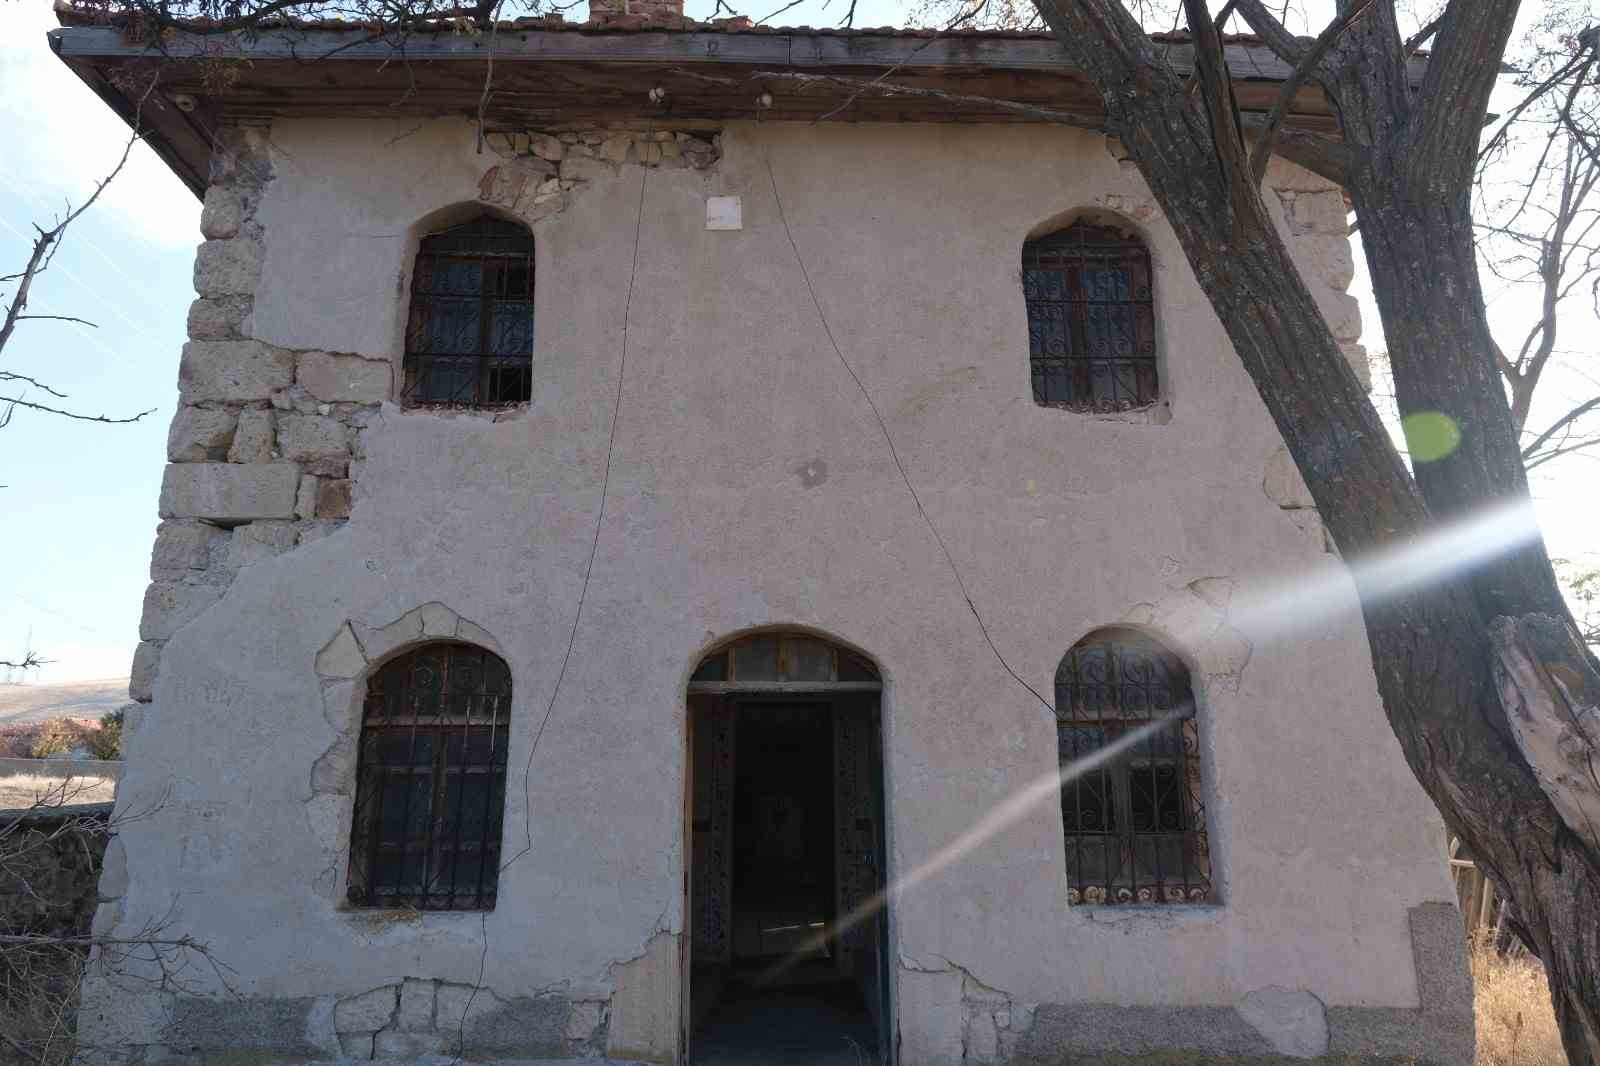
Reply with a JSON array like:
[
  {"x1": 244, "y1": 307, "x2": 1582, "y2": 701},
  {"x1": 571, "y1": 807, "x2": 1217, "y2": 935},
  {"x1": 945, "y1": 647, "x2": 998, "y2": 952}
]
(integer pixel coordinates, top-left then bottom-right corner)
[{"x1": 753, "y1": 500, "x2": 1546, "y2": 986}]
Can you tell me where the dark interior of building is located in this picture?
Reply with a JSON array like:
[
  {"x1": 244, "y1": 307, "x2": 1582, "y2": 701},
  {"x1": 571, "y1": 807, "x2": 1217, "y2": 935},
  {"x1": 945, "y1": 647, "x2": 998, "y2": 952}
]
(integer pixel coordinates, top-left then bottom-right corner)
[{"x1": 691, "y1": 702, "x2": 883, "y2": 1066}]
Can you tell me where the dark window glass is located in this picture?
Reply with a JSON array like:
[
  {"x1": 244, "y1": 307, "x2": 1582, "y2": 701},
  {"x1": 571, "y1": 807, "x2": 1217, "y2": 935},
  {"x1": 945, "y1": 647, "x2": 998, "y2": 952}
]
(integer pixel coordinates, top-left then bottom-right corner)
[
  {"x1": 403, "y1": 215, "x2": 535, "y2": 408},
  {"x1": 1023, "y1": 222, "x2": 1158, "y2": 412},
  {"x1": 346, "y1": 642, "x2": 512, "y2": 910},
  {"x1": 1055, "y1": 629, "x2": 1211, "y2": 904}
]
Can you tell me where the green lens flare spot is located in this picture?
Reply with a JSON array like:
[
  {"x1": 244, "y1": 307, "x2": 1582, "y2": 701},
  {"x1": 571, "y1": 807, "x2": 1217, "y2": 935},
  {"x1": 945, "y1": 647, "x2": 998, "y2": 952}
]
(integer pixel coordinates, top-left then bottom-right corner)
[{"x1": 1402, "y1": 411, "x2": 1462, "y2": 462}]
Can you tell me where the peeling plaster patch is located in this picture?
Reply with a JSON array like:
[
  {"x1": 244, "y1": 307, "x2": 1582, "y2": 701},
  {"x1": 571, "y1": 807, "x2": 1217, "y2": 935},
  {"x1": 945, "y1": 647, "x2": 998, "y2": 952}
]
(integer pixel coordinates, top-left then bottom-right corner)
[
  {"x1": 607, "y1": 930, "x2": 682, "y2": 1064},
  {"x1": 478, "y1": 126, "x2": 721, "y2": 226},
  {"x1": 319, "y1": 678, "x2": 359, "y2": 729},
  {"x1": 898, "y1": 964, "x2": 964, "y2": 1066},
  {"x1": 1094, "y1": 191, "x2": 1157, "y2": 222},
  {"x1": 346, "y1": 602, "x2": 507, "y2": 668},
  {"x1": 315, "y1": 623, "x2": 365, "y2": 678},
  {"x1": 566, "y1": 998, "x2": 612, "y2": 1056},
  {"x1": 308, "y1": 604, "x2": 508, "y2": 819},
  {"x1": 309, "y1": 732, "x2": 356, "y2": 797},
  {"x1": 1237, "y1": 987, "x2": 1329, "y2": 1057},
  {"x1": 1120, "y1": 580, "x2": 1253, "y2": 696},
  {"x1": 898, "y1": 955, "x2": 1034, "y2": 1066},
  {"x1": 1188, "y1": 576, "x2": 1235, "y2": 611},
  {"x1": 1263, "y1": 445, "x2": 1337, "y2": 554}
]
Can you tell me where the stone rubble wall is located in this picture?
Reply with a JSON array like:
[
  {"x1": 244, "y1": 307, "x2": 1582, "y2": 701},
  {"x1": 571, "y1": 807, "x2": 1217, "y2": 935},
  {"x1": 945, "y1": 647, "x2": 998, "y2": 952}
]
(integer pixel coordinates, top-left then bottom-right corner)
[
  {"x1": 477, "y1": 126, "x2": 720, "y2": 222},
  {"x1": 0, "y1": 803, "x2": 111, "y2": 940},
  {"x1": 130, "y1": 125, "x2": 376, "y2": 705}
]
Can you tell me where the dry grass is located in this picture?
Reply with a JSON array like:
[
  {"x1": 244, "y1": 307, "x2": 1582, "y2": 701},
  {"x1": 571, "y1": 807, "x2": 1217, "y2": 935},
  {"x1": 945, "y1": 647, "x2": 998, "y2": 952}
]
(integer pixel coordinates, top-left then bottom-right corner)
[
  {"x1": 0, "y1": 774, "x2": 116, "y2": 812},
  {"x1": 1475, "y1": 939, "x2": 1568, "y2": 1066}
]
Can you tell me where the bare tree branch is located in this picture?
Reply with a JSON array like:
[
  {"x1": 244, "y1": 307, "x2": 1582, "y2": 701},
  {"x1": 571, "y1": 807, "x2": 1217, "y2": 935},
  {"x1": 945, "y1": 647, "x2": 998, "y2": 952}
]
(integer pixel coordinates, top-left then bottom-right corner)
[
  {"x1": 1230, "y1": 0, "x2": 1309, "y2": 67},
  {"x1": 1403, "y1": 12, "x2": 1445, "y2": 57},
  {"x1": 1524, "y1": 395, "x2": 1600, "y2": 460},
  {"x1": 1248, "y1": 0, "x2": 1376, "y2": 184},
  {"x1": 13, "y1": 315, "x2": 99, "y2": 328}
]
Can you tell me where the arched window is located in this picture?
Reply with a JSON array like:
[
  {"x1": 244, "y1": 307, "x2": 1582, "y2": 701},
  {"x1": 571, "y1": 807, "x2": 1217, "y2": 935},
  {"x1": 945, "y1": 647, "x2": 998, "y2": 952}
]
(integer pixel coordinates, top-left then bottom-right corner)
[
  {"x1": 346, "y1": 642, "x2": 512, "y2": 910},
  {"x1": 1022, "y1": 221, "x2": 1157, "y2": 412},
  {"x1": 1055, "y1": 629, "x2": 1211, "y2": 904},
  {"x1": 402, "y1": 214, "x2": 534, "y2": 407}
]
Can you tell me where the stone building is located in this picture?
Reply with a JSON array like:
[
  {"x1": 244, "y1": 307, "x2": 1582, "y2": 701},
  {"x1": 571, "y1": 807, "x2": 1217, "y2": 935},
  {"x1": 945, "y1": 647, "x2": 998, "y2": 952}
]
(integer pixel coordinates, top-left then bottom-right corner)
[{"x1": 52, "y1": 5, "x2": 1472, "y2": 1062}]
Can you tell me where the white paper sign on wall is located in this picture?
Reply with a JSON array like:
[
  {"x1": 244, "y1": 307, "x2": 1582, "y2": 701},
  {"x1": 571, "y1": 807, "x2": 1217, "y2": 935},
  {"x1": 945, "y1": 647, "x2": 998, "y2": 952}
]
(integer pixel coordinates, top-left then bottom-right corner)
[{"x1": 706, "y1": 196, "x2": 742, "y2": 231}]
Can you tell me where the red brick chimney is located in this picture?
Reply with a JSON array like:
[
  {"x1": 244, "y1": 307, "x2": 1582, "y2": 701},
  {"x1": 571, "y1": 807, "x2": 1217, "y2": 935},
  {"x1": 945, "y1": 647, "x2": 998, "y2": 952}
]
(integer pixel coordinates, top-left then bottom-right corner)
[{"x1": 587, "y1": 0, "x2": 689, "y2": 25}]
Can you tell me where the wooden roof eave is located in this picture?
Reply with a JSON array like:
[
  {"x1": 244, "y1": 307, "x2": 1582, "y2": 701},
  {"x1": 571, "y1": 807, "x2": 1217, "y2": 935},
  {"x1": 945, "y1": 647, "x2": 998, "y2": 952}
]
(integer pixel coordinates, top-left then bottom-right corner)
[{"x1": 50, "y1": 23, "x2": 1407, "y2": 200}]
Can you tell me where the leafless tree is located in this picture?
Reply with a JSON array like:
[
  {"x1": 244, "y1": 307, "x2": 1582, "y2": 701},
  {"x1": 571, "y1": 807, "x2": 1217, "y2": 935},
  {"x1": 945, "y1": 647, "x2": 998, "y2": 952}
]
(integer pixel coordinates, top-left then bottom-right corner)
[
  {"x1": 1478, "y1": 8, "x2": 1600, "y2": 471},
  {"x1": 0, "y1": 75, "x2": 163, "y2": 432},
  {"x1": 1558, "y1": 558, "x2": 1600, "y2": 647}
]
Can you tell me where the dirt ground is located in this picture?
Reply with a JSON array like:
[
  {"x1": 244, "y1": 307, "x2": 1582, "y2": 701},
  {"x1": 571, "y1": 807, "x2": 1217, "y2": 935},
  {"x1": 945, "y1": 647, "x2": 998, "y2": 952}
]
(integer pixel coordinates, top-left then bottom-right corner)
[{"x1": 0, "y1": 773, "x2": 116, "y2": 812}]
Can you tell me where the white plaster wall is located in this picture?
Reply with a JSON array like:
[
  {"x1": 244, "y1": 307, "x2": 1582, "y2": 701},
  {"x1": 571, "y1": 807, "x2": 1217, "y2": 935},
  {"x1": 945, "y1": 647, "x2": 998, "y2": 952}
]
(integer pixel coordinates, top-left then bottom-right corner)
[{"x1": 107, "y1": 117, "x2": 1453, "y2": 1045}]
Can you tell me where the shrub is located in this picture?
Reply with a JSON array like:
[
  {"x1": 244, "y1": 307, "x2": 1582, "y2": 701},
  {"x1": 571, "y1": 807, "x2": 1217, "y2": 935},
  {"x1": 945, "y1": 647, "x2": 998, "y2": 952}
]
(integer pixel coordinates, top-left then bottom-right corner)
[
  {"x1": 0, "y1": 723, "x2": 35, "y2": 758},
  {"x1": 83, "y1": 709, "x2": 124, "y2": 761},
  {"x1": 28, "y1": 720, "x2": 80, "y2": 759}
]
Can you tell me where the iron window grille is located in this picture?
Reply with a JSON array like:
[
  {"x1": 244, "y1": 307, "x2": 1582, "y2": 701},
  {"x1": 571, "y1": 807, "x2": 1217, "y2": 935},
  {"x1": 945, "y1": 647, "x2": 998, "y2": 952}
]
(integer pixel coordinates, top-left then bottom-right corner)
[
  {"x1": 403, "y1": 214, "x2": 535, "y2": 408},
  {"x1": 1055, "y1": 629, "x2": 1212, "y2": 905},
  {"x1": 346, "y1": 642, "x2": 512, "y2": 910},
  {"x1": 1023, "y1": 221, "x2": 1158, "y2": 412}
]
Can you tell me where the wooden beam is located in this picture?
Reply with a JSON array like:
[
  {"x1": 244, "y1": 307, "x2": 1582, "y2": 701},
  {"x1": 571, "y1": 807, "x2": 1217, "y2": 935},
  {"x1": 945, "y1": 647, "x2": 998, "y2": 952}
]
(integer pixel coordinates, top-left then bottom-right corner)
[{"x1": 50, "y1": 24, "x2": 1428, "y2": 83}]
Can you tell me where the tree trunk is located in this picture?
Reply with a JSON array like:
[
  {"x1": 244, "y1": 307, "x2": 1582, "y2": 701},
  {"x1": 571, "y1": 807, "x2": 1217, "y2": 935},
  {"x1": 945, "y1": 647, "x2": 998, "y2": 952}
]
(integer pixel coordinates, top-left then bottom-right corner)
[{"x1": 1028, "y1": 0, "x2": 1600, "y2": 1060}]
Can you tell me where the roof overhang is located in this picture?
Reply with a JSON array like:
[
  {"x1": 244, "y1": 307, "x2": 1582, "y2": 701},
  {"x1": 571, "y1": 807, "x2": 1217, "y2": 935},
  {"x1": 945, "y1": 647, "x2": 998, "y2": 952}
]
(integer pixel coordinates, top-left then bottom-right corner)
[{"x1": 50, "y1": 14, "x2": 1424, "y2": 199}]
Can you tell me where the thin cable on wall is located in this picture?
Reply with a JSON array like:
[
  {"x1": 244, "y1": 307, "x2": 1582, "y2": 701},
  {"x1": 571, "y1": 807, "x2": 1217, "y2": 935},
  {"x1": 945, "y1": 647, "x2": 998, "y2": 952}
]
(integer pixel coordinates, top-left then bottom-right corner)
[
  {"x1": 452, "y1": 169, "x2": 650, "y2": 1061},
  {"x1": 761, "y1": 150, "x2": 1056, "y2": 717},
  {"x1": 507, "y1": 168, "x2": 650, "y2": 868}
]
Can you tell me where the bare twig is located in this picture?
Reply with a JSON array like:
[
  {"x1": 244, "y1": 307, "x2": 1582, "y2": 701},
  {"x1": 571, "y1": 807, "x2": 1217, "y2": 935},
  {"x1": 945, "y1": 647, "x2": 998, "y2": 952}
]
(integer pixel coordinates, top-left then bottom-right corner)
[{"x1": 13, "y1": 315, "x2": 99, "y2": 328}]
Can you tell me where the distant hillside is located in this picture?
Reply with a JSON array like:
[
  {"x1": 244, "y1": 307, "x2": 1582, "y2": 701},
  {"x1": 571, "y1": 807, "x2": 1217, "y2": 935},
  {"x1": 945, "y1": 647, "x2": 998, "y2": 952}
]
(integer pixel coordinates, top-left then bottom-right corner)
[{"x1": 0, "y1": 678, "x2": 129, "y2": 724}]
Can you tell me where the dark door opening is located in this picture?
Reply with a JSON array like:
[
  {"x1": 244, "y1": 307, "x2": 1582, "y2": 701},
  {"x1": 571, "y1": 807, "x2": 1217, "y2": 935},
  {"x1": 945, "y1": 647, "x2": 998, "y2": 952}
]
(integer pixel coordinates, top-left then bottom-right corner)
[
  {"x1": 731, "y1": 704, "x2": 836, "y2": 963},
  {"x1": 685, "y1": 634, "x2": 890, "y2": 1066}
]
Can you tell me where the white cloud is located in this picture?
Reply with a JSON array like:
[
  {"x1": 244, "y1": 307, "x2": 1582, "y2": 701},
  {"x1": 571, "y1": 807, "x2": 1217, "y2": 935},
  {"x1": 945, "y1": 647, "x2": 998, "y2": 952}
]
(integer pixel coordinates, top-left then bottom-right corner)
[{"x1": 0, "y1": 2, "x2": 199, "y2": 248}]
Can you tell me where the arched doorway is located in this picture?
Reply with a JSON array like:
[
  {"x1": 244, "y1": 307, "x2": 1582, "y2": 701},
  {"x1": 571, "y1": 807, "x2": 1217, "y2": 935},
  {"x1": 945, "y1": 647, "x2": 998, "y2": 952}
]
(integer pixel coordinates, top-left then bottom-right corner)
[{"x1": 685, "y1": 631, "x2": 891, "y2": 1065}]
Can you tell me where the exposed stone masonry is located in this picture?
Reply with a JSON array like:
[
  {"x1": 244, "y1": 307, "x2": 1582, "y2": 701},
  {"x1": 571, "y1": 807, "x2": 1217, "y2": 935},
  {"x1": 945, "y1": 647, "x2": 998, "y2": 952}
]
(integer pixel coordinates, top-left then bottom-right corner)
[
  {"x1": 326, "y1": 977, "x2": 607, "y2": 1059},
  {"x1": 1257, "y1": 157, "x2": 1365, "y2": 554},
  {"x1": 130, "y1": 127, "x2": 387, "y2": 705},
  {"x1": 478, "y1": 125, "x2": 721, "y2": 222}
]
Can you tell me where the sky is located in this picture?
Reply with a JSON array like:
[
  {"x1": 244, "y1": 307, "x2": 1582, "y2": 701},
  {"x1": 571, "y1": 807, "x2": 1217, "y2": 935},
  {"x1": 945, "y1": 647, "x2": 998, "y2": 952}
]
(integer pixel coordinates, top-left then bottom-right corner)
[{"x1": 0, "y1": 0, "x2": 1594, "y2": 685}]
